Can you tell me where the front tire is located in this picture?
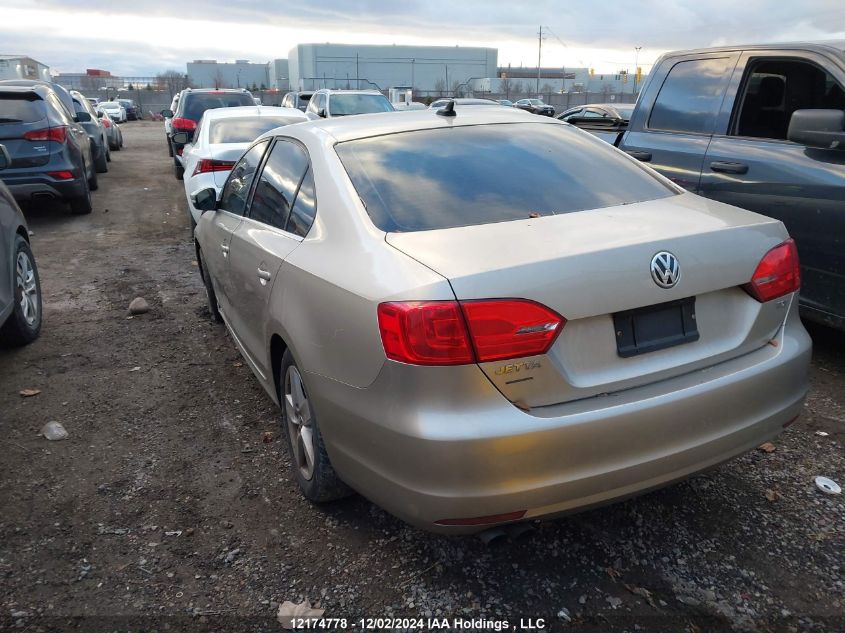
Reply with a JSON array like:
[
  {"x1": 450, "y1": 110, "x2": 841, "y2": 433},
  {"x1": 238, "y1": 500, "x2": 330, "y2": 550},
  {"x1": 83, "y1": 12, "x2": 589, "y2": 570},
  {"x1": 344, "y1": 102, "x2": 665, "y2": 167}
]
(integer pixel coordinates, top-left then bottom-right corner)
[
  {"x1": 280, "y1": 350, "x2": 350, "y2": 503},
  {"x1": 198, "y1": 248, "x2": 222, "y2": 323},
  {"x1": 0, "y1": 236, "x2": 42, "y2": 347},
  {"x1": 95, "y1": 145, "x2": 108, "y2": 173}
]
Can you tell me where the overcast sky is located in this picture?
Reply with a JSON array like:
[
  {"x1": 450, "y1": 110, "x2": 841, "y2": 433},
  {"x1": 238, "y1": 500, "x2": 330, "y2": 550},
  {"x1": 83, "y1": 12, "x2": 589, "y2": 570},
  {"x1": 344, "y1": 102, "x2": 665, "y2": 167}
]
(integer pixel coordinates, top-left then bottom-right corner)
[{"x1": 3, "y1": 0, "x2": 844, "y2": 76}]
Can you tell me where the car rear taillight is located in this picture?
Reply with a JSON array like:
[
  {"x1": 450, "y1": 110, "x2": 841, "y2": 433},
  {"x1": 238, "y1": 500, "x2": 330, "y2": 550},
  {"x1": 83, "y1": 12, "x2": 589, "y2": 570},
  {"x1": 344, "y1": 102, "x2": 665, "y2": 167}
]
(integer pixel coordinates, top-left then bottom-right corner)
[
  {"x1": 47, "y1": 170, "x2": 74, "y2": 180},
  {"x1": 743, "y1": 239, "x2": 800, "y2": 302},
  {"x1": 377, "y1": 299, "x2": 565, "y2": 366},
  {"x1": 23, "y1": 126, "x2": 67, "y2": 143},
  {"x1": 192, "y1": 158, "x2": 235, "y2": 176},
  {"x1": 171, "y1": 117, "x2": 196, "y2": 131},
  {"x1": 101, "y1": 119, "x2": 112, "y2": 128}
]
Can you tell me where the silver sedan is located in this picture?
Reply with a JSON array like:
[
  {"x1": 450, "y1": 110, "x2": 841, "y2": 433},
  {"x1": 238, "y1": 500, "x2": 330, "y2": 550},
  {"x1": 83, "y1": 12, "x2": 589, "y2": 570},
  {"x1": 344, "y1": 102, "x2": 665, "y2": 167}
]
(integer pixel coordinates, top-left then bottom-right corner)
[{"x1": 191, "y1": 107, "x2": 811, "y2": 532}]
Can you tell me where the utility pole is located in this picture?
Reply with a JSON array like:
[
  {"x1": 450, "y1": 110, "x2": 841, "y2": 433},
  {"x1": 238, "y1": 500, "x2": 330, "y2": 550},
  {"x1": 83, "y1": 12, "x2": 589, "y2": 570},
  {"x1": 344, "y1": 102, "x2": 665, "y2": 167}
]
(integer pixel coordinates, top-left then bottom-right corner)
[
  {"x1": 356, "y1": 53, "x2": 359, "y2": 90},
  {"x1": 537, "y1": 25, "x2": 543, "y2": 94},
  {"x1": 633, "y1": 46, "x2": 642, "y2": 94}
]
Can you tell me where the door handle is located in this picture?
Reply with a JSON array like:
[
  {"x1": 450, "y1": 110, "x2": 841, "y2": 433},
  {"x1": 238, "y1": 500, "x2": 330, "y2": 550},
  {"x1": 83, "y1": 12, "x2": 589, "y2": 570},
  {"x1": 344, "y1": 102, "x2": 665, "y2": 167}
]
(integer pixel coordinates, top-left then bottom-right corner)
[
  {"x1": 257, "y1": 267, "x2": 272, "y2": 285},
  {"x1": 710, "y1": 161, "x2": 748, "y2": 174},
  {"x1": 221, "y1": 244, "x2": 229, "y2": 258},
  {"x1": 625, "y1": 150, "x2": 652, "y2": 162}
]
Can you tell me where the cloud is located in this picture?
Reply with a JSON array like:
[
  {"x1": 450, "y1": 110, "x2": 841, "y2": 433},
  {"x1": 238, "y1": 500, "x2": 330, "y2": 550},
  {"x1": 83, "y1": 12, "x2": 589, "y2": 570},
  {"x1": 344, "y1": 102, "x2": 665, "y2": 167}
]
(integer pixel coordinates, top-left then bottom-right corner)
[{"x1": 3, "y1": 0, "x2": 844, "y2": 75}]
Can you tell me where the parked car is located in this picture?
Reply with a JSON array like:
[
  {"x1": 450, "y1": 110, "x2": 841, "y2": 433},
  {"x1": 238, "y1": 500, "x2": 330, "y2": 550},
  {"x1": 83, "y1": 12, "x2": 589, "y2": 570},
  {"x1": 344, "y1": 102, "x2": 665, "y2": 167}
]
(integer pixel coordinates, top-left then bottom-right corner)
[
  {"x1": 557, "y1": 103, "x2": 636, "y2": 142},
  {"x1": 0, "y1": 155, "x2": 41, "y2": 346},
  {"x1": 99, "y1": 100, "x2": 126, "y2": 123},
  {"x1": 118, "y1": 99, "x2": 139, "y2": 121},
  {"x1": 514, "y1": 98, "x2": 555, "y2": 116},
  {"x1": 281, "y1": 91, "x2": 314, "y2": 112},
  {"x1": 69, "y1": 90, "x2": 109, "y2": 173},
  {"x1": 496, "y1": 99, "x2": 514, "y2": 106},
  {"x1": 190, "y1": 107, "x2": 810, "y2": 532},
  {"x1": 178, "y1": 105, "x2": 307, "y2": 228},
  {"x1": 429, "y1": 98, "x2": 503, "y2": 109},
  {"x1": 305, "y1": 89, "x2": 394, "y2": 119},
  {"x1": 86, "y1": 97, "x2": 100, "y2": 107},
  {"x1": 96, "y1": 108, "x2": 123, "y2": 151},
  {"x1": 0, "y1": 84, "x2": 96, "y2": 214},
  {"x1": 565, "y1": 41, "x2": 845, "y2": 330},
  {"x1": 163, "y1": 93, "x2": 180, "y2": 157},
  {"x1": 163, "y1": 88, "x2": 256, "y2": 180}
]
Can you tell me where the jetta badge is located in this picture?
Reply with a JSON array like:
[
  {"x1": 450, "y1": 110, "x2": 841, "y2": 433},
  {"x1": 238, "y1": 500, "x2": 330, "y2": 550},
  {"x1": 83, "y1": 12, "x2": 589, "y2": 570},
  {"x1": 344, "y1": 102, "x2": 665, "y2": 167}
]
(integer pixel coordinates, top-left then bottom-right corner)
[{"x1": 650, "y1": 251, "x2": 681, "y2": 288}]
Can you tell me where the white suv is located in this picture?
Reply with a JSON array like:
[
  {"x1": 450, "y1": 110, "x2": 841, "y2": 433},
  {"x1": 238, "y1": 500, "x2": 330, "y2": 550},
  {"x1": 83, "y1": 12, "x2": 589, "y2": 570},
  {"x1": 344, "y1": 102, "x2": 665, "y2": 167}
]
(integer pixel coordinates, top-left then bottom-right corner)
[{"x1": 305, "y1": 89, "x2": 394, "y2": 119}]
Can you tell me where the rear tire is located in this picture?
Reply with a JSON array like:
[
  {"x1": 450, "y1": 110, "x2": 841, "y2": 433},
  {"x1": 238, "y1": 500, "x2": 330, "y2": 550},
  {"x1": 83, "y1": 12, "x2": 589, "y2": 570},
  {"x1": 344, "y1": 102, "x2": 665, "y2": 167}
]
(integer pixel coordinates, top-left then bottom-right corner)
[
  {"x1": 279, "y1": 350, "x2": 351, "y2": 503},
  {"x1": 88, "y1": 167, "x2": 98, "y2": 191},
  {"x1": 167, "y1": 138, "x2": 173, "y2": 157},
  {"x1": 174, "y1": 160, "x2": 184, "y2": 181},
  {"x1": 198, "y1": 248, "x2": 222, "y2": 323},
  {"x1": 0, "y1": 236, "x2": 42, "y2": 347},
  {"x1": 70, "y1": 177, "x2": 93, "y2": 215}
]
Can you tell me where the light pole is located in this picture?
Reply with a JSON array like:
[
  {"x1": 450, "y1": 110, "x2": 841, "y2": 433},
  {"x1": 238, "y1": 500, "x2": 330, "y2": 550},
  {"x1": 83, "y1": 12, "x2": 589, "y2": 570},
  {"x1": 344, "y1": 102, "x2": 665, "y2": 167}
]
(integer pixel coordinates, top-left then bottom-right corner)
[
  {"x1": 633, "y1": 46, "x2": 642, "y2": 94},
  {"x1": 444, "y1": 64, "x2": 449, "y2": 95}
]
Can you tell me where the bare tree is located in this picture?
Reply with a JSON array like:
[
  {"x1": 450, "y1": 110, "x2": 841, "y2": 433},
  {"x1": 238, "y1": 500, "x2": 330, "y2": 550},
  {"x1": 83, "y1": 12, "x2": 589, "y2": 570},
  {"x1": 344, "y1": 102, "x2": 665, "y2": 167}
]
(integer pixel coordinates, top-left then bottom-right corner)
[
  {"x1": 450, "y1": 80, "x2": 462, "y2": 97},
  {"x1": 433, "y1": 77, "x2": 446, "y2": 96},
  {"x1": 212, "y1": 69, "x2": 226, "y2": 90},
  {"x1": 511, "y1": 80, "x2": 524, "y2": 96},
  {"x1": 499, "y1": 75, "x2": 511, "y2": 98},
  {"x1": 156, "y1": 70, "x2": 190, "y2": 97},
  {"x1": 540, "y1": 82, "x2": 554, "y2": 95}
]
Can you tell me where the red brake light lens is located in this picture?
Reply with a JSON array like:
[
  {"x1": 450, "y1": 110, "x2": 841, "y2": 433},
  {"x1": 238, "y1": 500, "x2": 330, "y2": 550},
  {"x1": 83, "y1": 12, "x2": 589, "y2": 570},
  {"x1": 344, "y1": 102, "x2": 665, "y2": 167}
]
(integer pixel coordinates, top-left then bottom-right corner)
[
  {"x1": 23, "y1": 126, "x2": 67, "y2": 143},
  {"x1": 377, "y1": 299, "x2": 565, "y2": 366},
  {"x1": 377, "y1": 301, "x2": 474, "y2": 365},
  {"x1": 192, "y1": 158, "x2": 236, "y2": 176},
  {"x1": 47, "y1": 170, "x2": 74, "y2": 180},
  {"x1": 743, "y1": 239, "x2": 800, "y2": 302},
  {"x1": 171, "y1": 117, "x2": 196, "y2": 131},
  {"x1": 101, "y1": 118, "x2": 111, "y2": 128},
  {"x1": 461, "y1": 299, "x2": 564, "y2": 362}
]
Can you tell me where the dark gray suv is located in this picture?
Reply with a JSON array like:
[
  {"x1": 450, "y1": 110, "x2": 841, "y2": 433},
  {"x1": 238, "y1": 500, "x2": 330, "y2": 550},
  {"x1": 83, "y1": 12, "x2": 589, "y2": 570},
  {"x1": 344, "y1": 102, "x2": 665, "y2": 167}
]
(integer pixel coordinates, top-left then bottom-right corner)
[
  {"x1": 69, "y1": 89, "x2": 109, "y2": 173},
  {"x1": 0, "y1": 85, "x2": 96, "y2": 214}
]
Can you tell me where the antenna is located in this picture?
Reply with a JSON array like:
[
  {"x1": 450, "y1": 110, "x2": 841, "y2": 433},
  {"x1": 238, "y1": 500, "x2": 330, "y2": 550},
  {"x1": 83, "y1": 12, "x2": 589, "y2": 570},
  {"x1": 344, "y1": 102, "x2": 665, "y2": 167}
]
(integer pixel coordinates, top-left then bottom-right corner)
[{"x1": 437, "y1": 100, "x2": 456, "y2": 117}]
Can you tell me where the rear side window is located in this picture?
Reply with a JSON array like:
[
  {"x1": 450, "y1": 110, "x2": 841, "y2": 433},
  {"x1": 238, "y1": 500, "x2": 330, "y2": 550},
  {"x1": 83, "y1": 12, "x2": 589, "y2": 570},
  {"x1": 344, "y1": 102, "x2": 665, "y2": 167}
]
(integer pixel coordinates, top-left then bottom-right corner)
[
  {"x1": 209, "y1": 117, "x2": 304, "y2": 144},
  {"x1": 182, "y1": 92, "x2": 255, "y2": 121},
  {"x1": 219, "y1": 140, "x2": 270, "y2": 216},
  {"x1": 286, "y1": 167, "x2": 316, "y2": 237},
  {"x1": 337, "y1": 122, "x2": 676, "y2": 233},
  {"x1": 249, "y1": 140, "x2": 308, "y2": 231},
  {"x1": 0, "y1": 94, "x2": 46, "y2": 123},
  {"x1": 648, "y1": 58, "x2": 733, "y2": 134}
]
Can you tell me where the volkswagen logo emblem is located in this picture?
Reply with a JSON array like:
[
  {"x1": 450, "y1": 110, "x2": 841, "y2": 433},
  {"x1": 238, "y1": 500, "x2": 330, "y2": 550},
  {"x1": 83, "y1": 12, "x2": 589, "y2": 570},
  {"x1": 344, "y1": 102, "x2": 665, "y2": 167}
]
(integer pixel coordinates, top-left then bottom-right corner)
[{"x1": 650, "y1": 251, "x2": 681, "y2": 288}]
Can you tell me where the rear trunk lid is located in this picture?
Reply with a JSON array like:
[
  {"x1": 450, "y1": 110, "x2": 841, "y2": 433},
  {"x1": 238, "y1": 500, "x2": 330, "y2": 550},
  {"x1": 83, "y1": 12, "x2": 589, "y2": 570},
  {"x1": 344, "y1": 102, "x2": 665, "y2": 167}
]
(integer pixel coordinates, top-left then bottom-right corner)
[
  {"x1": 386, "y1": 193, "x2": 792, "y2": 408},
  {"x1": 0, "y1": 92, "x2": 52, "y2": 169}
]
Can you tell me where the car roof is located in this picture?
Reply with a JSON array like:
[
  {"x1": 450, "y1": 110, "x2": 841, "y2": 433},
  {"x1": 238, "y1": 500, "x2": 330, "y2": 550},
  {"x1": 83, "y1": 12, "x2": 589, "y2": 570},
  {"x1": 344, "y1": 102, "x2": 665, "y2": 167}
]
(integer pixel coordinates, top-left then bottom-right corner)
[
  {"x1": 200, "y1": 105, "x2": 307, "y2": 121},
  {"x1": 0, "y1": 85, "x2": 49, "y2": 97},
  {"x1": 660, "y1": 40, "x2": 845, "y2": 57},
  {"x1": 319, "y1": 89, "x2": 382, "y2": 95},
  {"x1": 259, "y1": 106, "x2": 549, "y2": 144}
]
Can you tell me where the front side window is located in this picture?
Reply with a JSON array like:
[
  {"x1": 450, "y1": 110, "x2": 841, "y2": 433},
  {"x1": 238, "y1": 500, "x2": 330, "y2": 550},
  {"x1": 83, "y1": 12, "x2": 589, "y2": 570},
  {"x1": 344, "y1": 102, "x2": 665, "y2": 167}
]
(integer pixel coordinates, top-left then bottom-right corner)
[
  {"x1": 248, "y1": 139, "x2": 308, "y2": 231},
  {"x1": 733, "y1": 58, "x2": 845, "y2": 140},
  {"x1": 337, "y1": 122, "x2": 676, "y2": 233},
  {"x1": 648, "y1": 57, "x2": 733, "y2": 134},
  {"x1": 218, "y1": 140, "x2": 270, "y2": 216}
]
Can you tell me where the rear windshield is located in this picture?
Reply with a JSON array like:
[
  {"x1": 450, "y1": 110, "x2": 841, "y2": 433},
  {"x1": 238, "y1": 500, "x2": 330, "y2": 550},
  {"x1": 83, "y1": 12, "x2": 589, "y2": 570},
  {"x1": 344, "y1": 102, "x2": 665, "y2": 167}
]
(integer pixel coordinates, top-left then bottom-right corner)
[
  {"x1": 336, "y1": 123, "x2": 676, "y2": 232},
  {"x1": 183, "y1": 93, "x2": 255, "y2": 121},
  {"x1": 330, "y1": 94, "x2": 393, "y2": 116},
  {"x1": 209, "y1": 116, "x2": 304, "y2": 144},
  {"x1": 0, "y1": 94, "x2": 46, "y2": 123}
]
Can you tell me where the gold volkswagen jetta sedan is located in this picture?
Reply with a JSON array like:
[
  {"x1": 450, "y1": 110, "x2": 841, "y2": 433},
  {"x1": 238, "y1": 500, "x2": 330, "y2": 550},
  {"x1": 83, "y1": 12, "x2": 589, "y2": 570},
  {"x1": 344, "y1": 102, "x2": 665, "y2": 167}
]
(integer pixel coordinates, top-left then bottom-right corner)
[{"x1": 190, "y1": 105, "x2": 810, "y2": 532}]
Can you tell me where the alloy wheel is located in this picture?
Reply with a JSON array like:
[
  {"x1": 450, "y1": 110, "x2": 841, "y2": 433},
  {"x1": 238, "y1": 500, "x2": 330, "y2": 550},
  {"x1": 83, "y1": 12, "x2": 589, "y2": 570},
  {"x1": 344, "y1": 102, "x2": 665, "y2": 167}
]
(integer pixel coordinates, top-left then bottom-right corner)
[
  {"x1": 16, "y1": 251, "x2": 39, "y2": 327},
  {"x1": 284, "y1": 365, "x2": 315, "y2": 481}
]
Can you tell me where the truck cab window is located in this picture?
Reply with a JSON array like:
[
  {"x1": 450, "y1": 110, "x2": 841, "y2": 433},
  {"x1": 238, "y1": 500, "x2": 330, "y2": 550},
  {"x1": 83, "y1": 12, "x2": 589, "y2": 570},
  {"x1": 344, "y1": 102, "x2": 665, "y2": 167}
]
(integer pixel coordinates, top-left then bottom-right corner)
[
  {"x1": 648, "y1": 57, "x2": 733, "y2": 134},
  {"x1": 734, "y1": 59, "x2": 845, "y2": 140}
]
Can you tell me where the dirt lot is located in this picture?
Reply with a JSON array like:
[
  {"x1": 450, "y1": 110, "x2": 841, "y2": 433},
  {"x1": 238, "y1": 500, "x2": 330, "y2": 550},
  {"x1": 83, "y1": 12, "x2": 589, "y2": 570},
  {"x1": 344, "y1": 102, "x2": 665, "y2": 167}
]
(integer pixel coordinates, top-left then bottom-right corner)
[{"x1": 0, "y1": 121, "x2": 843, "y2": 632}]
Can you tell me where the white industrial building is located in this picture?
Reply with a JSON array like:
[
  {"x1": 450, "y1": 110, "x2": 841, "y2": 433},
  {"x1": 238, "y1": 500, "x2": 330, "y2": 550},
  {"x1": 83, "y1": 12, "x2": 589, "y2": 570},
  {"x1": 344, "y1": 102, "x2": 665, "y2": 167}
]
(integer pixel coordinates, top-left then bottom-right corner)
[
  {"x1": 0, "y1": 55, "x2": 51, "y2": 82},
  {"x1": 287, "y1": 43, "x2": 498, "y2": 92}
]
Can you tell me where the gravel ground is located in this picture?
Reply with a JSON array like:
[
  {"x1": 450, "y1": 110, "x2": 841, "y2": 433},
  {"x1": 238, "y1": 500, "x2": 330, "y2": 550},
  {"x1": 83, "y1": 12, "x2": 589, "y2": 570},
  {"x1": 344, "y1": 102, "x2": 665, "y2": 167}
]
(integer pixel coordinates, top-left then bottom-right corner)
[{"x1": 0, "y1": 122, "x2": 843, "y2": 632}]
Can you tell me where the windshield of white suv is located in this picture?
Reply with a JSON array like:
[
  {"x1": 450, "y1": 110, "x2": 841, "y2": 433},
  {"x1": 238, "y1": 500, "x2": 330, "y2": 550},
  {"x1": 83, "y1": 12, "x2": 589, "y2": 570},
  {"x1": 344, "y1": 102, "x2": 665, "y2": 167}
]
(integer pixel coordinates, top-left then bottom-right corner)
[{"x1": 330, "y1": 94, "x2": 393, "y2": 116}]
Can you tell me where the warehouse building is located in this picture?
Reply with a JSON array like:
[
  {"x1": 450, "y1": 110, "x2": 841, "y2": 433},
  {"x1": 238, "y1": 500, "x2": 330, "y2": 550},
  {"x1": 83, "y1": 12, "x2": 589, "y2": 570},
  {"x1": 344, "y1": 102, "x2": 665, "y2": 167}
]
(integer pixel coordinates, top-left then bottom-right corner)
[
  {"x1": 0, "y1": 55, "x2": 51, "y2": 82},
  {"x1": 287, "y1": 43, "x2": 498, "y2": 92}
]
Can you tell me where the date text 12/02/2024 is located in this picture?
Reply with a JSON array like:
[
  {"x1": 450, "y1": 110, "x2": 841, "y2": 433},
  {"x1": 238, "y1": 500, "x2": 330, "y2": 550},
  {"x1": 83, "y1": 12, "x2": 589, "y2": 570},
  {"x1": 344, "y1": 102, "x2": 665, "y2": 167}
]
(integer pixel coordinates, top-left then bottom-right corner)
[{"x1": 292, "y1": 617, "x2": 548, "y2": 630}]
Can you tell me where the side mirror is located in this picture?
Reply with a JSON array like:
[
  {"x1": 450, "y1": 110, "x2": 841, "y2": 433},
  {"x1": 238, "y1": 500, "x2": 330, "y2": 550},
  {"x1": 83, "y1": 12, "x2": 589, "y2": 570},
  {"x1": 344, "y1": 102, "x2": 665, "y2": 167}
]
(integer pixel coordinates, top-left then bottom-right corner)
[
  {"x1": 75, "y1": 111, "x2": 92, "y2": 123},
  {"x1": 0, "y1": 144, "x2": 11, "y2": 171},
  {"x1": 788, "y1": 109, "x2": 845, "y2": 149},
  {"x1": 191, "y1": 187, "x2": 218, "y2": 213},
  {"x1": 161, "y1": 109, "x2": 174, "y2": 118},
  {"x1": 172, "y1": 132, "x2": 189, "y2": 144},
  {"x1": 318, "y1": 108, "x2": 327, "y2": 118}
]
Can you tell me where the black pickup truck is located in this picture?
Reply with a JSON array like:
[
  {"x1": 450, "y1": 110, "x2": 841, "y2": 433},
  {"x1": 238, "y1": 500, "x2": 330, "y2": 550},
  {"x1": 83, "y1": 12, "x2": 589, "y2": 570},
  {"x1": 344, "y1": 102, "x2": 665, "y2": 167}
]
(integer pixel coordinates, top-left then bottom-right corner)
[{"x1": 567, "y1": 42, "x2": 845, "y2": 330}]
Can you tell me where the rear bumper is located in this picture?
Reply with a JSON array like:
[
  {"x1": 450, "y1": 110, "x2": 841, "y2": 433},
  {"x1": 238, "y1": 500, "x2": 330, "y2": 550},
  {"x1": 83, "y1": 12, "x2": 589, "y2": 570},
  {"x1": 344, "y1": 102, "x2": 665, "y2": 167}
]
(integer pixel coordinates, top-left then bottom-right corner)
[
  {"x1": 310, "y1": 301, "x2": 811, "y2": 533},
  {"x1": 4, "y1": 173, "x2": 87, "y2": 202}
]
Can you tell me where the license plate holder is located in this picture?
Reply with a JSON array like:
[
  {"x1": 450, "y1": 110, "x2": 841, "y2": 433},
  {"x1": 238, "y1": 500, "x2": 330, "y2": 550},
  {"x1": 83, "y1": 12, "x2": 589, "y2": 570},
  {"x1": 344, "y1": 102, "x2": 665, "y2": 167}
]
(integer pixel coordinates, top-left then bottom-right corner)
[{"x1": 613, "y1": 297, "x2": 699, "y2": 358}]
